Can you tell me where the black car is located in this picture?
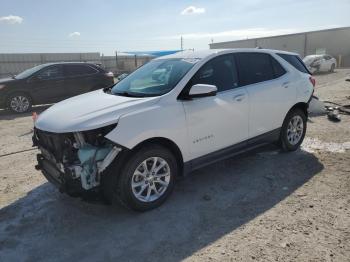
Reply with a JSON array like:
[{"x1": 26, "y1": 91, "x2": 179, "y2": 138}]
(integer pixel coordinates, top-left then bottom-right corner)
[{"x1": 0, "y1": 62, "x2": 114, "y2": 113}]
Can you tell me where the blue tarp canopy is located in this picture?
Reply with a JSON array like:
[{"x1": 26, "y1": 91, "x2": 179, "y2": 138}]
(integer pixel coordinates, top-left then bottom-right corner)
[{"x1": 123, "y1": 50, "x2": 181, "y2": 57}]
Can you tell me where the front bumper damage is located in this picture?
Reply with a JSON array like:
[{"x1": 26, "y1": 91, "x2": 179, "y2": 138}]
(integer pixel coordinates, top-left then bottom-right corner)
[{"x1": 33, "y1": 127, "x2": 122, "y2": 195}]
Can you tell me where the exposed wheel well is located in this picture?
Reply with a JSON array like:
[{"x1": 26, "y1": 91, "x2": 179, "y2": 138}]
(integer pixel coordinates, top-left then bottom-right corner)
[
  {"x1": 132, "y1": 137, "x2": 184, "y2": 176},
  {"x1": 289, "y1": 102, "x2": 308, "y2": 118}
]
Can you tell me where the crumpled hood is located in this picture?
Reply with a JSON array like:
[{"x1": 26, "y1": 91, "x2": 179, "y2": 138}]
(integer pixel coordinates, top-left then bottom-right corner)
[{"x1": 35, "y1": 89, "x2": 160, "y2": 133}]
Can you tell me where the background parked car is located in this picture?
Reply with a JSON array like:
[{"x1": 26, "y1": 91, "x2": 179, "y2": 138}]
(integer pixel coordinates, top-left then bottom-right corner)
[
  {"x1": 303, "y1": 54, "x2": 337, "y2": 74},
  {"x1": 0, "y1": 62, "x2": 114, "y2": 113}
]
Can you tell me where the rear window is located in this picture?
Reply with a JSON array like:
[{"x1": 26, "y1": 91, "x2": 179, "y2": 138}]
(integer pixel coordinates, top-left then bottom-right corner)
[{"x1": 278, "y1": 54, "x2": 309, "y2": 74}]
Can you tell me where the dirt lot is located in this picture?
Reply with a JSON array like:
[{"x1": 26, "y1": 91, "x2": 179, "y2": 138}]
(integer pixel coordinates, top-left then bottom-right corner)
[{"x1": 0, "y1": 70, "x2": 349, "y2": 262}]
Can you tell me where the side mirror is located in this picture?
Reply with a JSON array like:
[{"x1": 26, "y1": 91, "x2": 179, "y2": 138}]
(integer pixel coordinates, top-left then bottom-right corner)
[{"x1": 188, "y1": 84, "x2": 217, "y2": 98}]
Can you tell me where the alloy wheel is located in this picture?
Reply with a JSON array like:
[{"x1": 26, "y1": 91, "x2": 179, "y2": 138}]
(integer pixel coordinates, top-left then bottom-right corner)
[
  {"x1": 10, "y1": 95, "x2": 30, "y2": 113},
  {"x1": 131, "y1": 157, "x2": 171, "y2": 202},
  {"x1": 287, "y1": 115, "x2": 304, "y2": 145}
]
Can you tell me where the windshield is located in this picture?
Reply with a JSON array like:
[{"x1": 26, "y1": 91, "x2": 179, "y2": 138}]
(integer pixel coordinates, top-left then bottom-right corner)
[
  {"x1": 111, "y1": 58, "x2": 197, "y2": 97},
  {"x1": 15, "y1": 64, "x2": 48, "y2": 79}
]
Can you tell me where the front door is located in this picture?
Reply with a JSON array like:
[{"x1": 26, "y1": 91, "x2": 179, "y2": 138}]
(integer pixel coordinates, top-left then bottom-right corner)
[{"x1": 182, "y1": 54, "x2": 249, "y2": 160}]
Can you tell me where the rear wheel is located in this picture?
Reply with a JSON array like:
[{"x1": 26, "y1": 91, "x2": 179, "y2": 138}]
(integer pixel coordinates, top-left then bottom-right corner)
[
  {"x1": 7, "y1": 93, "x2": 32, "y2": 113},
  {"x1": 103, "y1": 144, "x2": 177, "y2": 211},
  {"x1": 279, "y1": 108, "x2": 307, "y2": 152}
]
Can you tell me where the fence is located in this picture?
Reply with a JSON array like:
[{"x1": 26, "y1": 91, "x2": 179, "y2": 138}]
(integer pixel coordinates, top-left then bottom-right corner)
[
  {"x1": 0, "y1": 52, "x2": 154, "y2": 78},
  {"x1": 101, "y1": 55, "x2": 154, "y2": 75}
]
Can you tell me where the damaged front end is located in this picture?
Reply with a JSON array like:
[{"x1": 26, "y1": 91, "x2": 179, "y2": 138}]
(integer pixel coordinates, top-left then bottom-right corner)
[{"x1": 33, "y1": 124, "x2": 122, "y2": 196}]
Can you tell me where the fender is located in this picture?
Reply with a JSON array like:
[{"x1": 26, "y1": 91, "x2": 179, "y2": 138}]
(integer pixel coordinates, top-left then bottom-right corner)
[{"x1": 105, "y1": 99, "x2": 191, "y2": 161}]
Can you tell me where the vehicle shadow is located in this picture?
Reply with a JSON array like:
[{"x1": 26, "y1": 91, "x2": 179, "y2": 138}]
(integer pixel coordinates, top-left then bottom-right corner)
[
  {"x1": 0, "y1": 104, "x2": 52, "y2": 121},
  {"x1": 0, "y1": 146, "x2": 323, "y2": 262}
]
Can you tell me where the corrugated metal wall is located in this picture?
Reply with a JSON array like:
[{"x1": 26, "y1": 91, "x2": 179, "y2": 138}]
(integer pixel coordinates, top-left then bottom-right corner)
[
  {"x1": 210, "y1": 27, "x2": 350, "y2": 67},
  {"x1": 305, "y1": 27, "x2": 350, "y2": 66},
  {"x1": 256, "y1": 34, "x2": 306, "y2": 56},
  {"x1": 211, "y1": 39, "x2": 256, "y2": 49},
  {"x1": 0, "y1": 53, "x2": 154, "y2": 78}
]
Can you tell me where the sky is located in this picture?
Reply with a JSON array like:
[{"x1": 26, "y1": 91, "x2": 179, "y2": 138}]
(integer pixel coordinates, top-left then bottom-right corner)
[{"x1": 0, "y1": 0, "x2": 349, "y2": 55}]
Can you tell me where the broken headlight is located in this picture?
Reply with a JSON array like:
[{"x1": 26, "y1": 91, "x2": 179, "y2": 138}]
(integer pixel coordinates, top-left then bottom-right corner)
[{"x1": 80, "y1": 123, "x2": 117, "y2": 147}]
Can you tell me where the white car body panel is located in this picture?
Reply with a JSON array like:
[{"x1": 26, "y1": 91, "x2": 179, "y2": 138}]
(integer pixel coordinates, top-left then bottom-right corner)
[
  {"x1": 245, "y1": 73, "x2": 296, "y2": 137},
  {"x1": 105, "y1": 99, "x2": 191, "y2": 161},
  {"x1": 35, "y1": 89, "x2": 160, "y2": 133},
  {"x1": 182, "y1": 86, "x2": 249, "y2": 159},
  {"x1": 35, "y1": 48, "x2": 313, "y2": 164}
]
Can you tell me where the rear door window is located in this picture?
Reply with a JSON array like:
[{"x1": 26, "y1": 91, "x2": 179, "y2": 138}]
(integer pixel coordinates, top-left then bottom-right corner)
[
  {"x1": 235, "y1": 53, "x2": 275, "y2": 86},
  {"x1": 190, "y1": 54, "x2": 238, "y2": 92},
  {"x1": 64, "y1": 64, "x2": 98, "y2": 77},
  {"x1": 277, "y1": 54, "x2": 309, "y2": 74}
]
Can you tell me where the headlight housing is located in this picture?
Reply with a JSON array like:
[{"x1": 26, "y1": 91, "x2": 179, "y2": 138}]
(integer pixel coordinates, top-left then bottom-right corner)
[{"x1": 80, "y1": 123, "x2": 118, "y2": 146}]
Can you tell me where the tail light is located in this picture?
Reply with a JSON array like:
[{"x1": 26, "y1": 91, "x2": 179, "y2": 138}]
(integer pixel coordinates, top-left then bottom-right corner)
[
  {"x1": 105, "y1": 72, "x2": 114, "y2": 78},
  {"x1": 309, "y1": 76, "x2": 316, "y2": 88}
]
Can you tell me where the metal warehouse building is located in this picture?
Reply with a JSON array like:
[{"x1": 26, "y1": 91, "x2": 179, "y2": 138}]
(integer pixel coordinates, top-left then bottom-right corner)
[{"x1": 209, "y1": 27, "x2": 350, "y2": 67}]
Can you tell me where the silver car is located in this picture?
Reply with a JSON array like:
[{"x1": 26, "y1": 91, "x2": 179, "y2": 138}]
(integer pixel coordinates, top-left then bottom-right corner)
[{"x1": 303, "y1": 54, "x2": 337, "y2": 74}]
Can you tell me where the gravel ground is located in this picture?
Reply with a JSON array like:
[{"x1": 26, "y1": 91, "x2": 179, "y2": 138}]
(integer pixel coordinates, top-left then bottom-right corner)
[{"x1": 0, "y1": 70, "x2": 349, "y2": 262}]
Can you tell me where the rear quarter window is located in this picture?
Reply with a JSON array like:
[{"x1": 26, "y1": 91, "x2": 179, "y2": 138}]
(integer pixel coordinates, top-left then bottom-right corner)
[
  {"x1": 271, "y1": 57, "x2": 286, "y2": 78},
  {"x1": 277, "y1": 54, "x2": 309, "y2": 74}
]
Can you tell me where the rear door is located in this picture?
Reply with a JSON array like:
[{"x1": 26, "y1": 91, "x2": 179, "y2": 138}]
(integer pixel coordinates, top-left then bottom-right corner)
[
  {"x1": 29, "y1": 65, "x2": 66, "y2": 103},
  {"x1": 182, "y1": 54, "x2": 249, "y2": 160},
  {"x1": 63, "y1": 64, "x2": 100, "y2": 97},
  {"x1": 235, "y1": 52, "x2": 295, "y2": 139}
]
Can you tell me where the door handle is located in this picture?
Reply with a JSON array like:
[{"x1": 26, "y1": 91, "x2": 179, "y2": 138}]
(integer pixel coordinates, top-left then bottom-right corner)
[
  {"x1": 233, "y1": 94, "x2": 245, "y2": 101},
  {"x1": 282, "y1": 81, "x2": 289, "y2": 88}
]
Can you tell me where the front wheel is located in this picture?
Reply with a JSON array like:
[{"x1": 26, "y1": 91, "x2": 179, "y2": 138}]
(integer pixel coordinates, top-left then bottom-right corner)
[
  {"x1": 103, "y1": 144, "x2": 177, "y2": 211},
  {"x1": 7, "y1": 93, "x2": 32, "y2": 113},
  {"x1": 330, "y1": 63, "x2": 335, "y2": 73},
  {"x1": 279, "y1": 108, "x2": 307, "y2": 152}
]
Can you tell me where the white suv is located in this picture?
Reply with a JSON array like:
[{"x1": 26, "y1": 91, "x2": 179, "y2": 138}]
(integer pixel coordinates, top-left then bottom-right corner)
[{"x1": 33, "y1": 49, "x2": 315, "y2": 211}]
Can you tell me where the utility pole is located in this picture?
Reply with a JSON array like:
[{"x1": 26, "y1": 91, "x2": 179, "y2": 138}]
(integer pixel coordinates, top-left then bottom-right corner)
[
  {"x1": 180, "y1": 36, "x2": 183, "y2": 50},
  {"x1": 115, "y1": 51, "x2": 118, "y2": 74}
]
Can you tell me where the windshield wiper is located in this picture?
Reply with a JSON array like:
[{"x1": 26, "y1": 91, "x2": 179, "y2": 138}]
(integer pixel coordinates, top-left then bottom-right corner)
[{"x1": 113, "y1": 91, "x2": 144, "y2": 98}]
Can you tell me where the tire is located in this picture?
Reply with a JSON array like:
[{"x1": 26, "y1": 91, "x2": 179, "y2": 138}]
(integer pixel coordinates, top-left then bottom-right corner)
[
  {"x1": 279, "y1": 108, "x2": 307, "y2": 152},
  {"x1": 330, "y1": 63, "x2": 335, "y2": 73},
  {"x1": 6, "y1": 92, "x2": 32, "y2": 113},
  {"x1": 102, "y1": 144, "x2": 178, "y2": 211}
]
